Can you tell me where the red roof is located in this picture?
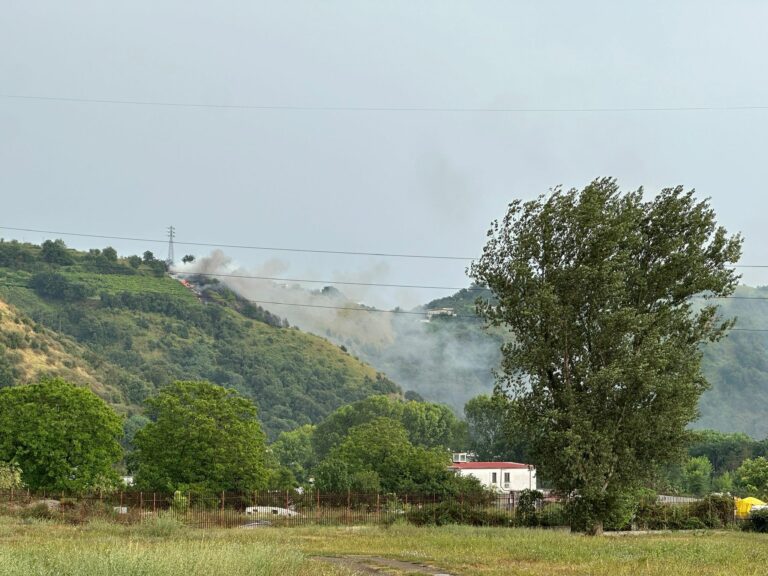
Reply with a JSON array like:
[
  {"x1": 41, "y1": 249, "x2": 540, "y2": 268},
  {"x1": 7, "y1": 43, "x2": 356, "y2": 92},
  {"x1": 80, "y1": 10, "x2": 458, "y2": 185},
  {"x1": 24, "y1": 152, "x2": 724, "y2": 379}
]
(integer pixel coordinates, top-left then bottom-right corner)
[{"x1": 450, "y1": 462, "x2": 531, "y2": 470}]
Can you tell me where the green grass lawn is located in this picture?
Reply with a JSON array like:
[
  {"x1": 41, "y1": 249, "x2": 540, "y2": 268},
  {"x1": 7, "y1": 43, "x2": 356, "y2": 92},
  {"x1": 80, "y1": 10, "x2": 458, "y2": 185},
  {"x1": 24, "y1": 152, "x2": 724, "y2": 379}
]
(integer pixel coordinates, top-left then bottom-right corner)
[{"x1": 0, "y1": 516, "x2": 765, "y2": 576}]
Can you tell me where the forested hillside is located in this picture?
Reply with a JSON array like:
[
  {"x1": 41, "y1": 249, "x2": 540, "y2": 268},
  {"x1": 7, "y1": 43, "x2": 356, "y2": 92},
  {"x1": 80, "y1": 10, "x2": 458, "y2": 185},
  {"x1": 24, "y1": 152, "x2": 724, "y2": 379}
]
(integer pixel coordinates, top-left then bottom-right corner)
[
  {"x1": 363, "y1": 286, "x2": 768, "y2": 439},
  {"x1": 0, "y1": 239, "x2": 398, "y2": 438},
  {"x1": 698, "y1": 286, "x2": 768, "y2": 438}
]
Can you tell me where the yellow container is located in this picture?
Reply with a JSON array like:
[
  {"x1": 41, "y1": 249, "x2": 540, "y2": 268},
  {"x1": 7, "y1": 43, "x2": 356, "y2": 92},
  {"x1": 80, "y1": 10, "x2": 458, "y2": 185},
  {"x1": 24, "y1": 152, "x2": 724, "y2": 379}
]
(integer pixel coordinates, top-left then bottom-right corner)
[{"x1": 735, "y1": 497, "x2": 766, "y2": 518}]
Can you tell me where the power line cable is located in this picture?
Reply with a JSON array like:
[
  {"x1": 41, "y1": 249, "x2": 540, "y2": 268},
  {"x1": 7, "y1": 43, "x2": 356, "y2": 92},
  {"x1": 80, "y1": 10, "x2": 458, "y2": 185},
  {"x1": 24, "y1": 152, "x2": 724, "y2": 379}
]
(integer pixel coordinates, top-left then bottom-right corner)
[
  {"x1": 5, "y1": 280, "x2": 768, "y2": 329},
  {"x1": 0, "y1": 226, "x2": 475, "y2": 261},
  {"x1": 180, "y1": 271, "x2": 489, "y2": 291},
  {"x1": 1, "y1": 225, "x2": 762, "y2": 267},
  {"x1": 2, "y1": 94, "x2": 768, "y2": 114}
]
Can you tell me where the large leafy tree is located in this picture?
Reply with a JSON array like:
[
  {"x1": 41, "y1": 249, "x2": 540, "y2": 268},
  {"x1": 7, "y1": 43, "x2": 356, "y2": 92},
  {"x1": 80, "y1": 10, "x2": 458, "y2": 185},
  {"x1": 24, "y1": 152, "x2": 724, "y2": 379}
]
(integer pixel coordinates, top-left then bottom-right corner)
[
  {"x1": 464, "y1": 394, "x2": 529, "y2": 462},
  {"x1": 312, "y1": 395, "x2": 467, "y2": 459},
  {"x1": 133, "y1": 381, "x2": 268, "y2": 492},
  {"x1": 470, "y1": 178, "x2": 742, "y2": 533},
  {"x1": 736, "y1": 457, "x2": 768, "y2": 500},
  {"x1": 0, "y1": 377, "x2": 123, "y2": 492},
  {"x1": 270, "y1": 424, "x2": 316, "y2": 485},
  {"x1": 316, "y1": 417, "x2": 478, "y2": 494}
]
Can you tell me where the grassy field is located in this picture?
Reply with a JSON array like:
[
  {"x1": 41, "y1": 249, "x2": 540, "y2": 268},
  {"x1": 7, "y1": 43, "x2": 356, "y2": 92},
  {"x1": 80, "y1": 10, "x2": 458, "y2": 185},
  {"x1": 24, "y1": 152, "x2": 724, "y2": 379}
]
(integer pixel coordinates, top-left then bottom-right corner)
[{"x1": 0, "y1": 516, "x2": 766, "y2": 576}]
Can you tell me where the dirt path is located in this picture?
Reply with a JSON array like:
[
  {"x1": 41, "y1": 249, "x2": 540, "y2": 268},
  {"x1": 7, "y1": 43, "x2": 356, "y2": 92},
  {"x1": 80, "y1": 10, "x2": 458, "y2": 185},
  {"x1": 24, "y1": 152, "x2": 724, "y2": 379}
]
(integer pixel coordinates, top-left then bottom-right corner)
[{"x1": 314, "y1": 555, "x2": 456, "y2": 575}]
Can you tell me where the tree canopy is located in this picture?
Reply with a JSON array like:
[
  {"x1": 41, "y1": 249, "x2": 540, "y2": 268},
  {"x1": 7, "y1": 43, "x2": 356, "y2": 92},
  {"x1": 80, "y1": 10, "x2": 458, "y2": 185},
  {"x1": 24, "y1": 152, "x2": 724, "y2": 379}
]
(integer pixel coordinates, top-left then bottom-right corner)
[
  {"x1": 133, "y1": 381, "x2": 268, "y2": 493},
  {"x1": 0, "y1": 377, "x2": 123, "y2": 492},
  {"x1": 464, "y1": 394, "x2": 528, "y2": 462},
  {"x1": 315, "y1": 417, "x2": 480, "y2": 494},
  {"x1": 736, "y1": 457, "x2": 768, "y2": 500},
  {"x1": 470, "y1": 178, "x2": 742, "y2": 533},
  {"x1": 312, "y1": 395, "x2": 467, "y2": 459}
]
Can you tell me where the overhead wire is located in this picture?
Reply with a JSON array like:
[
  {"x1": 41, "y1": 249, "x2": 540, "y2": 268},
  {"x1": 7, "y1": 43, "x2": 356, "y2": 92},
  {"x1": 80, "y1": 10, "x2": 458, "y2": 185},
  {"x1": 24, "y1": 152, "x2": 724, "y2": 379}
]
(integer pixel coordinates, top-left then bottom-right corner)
[
  {"x1": 4, "y1": 280, "x2": 768, "y2": 329},
  {"x1": 1, "y1": 225, "x2": 763, "y2": 268},
  {"x1": 2, "y1": 94, "x2": 768, "y2": 114},
  {"x1": 0, "y1": 226, "x2": 475, "y2": 261}
]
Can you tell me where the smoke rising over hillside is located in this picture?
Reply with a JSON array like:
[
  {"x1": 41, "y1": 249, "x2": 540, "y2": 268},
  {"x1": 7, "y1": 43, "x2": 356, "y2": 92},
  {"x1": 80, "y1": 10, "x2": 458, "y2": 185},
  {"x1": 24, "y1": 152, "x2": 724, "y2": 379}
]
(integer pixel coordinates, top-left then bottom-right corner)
[{"x1": 177, "y1": 251, "x2": 501, "y2": 412}]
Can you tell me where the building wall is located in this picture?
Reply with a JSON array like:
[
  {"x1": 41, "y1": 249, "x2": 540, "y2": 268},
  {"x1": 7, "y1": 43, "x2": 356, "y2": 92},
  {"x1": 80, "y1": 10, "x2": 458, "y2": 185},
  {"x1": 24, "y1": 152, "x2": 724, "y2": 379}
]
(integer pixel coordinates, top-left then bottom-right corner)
[{"x1": 455, "y1": 467, "x2": 536, "y2": 492}]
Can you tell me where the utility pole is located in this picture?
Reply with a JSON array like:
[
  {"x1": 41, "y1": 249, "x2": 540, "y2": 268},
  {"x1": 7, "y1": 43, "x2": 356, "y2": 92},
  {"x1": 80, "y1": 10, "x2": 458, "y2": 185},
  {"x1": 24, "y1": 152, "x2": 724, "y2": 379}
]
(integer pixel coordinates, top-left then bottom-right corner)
[{"x1": 166, "y1": 226, "x2": 175, "y2": 266}]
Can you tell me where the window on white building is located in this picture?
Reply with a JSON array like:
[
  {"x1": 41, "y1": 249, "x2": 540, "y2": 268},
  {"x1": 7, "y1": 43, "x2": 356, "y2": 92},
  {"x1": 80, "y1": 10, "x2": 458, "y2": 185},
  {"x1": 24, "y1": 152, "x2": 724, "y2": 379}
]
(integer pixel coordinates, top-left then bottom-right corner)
[{"x1": 492, "y1": 472, "x2": 497, "y2": 484}]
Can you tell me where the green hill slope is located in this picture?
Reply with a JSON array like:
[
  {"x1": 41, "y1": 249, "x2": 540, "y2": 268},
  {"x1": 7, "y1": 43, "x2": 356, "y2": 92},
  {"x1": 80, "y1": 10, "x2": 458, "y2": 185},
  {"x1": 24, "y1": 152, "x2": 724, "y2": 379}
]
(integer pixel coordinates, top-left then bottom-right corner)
[
  {"x1": 0, "y1": 240, "x2": 398, "y2": 437},
  {"x1": 697, "y1": 286, "x2": 768, "y2": 438},
  {"x1": 389, "y1": 286, "x2": 768, "y2": 439}
]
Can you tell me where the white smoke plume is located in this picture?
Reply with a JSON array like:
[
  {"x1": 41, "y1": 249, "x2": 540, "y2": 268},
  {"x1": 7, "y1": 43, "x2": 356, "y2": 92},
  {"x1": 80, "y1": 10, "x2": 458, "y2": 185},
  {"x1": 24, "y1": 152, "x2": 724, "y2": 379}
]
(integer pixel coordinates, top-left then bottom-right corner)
[{"x1": 174, "y1": 251, "x2": 499, "y2": 413}]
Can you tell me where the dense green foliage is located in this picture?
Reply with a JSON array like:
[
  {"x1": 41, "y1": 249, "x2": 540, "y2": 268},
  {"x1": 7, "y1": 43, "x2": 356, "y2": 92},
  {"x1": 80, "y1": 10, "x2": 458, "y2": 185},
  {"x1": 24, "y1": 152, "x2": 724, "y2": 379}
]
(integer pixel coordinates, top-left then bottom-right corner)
[
  {"x1": 0, "y1": 239, "x2": 399, "y2": 437},
  {"x1": 464, "y1": 394, "x2": 528, "y2": 462},
  {"x1": 0, "y1": 377, "x2": 122, "y2": 491},
  {"x1": 270, "y1": 425, "x2": 316, "y2": 485},
  {"x1": 314, "y1": 417, "x2": 482, "y2": 494},
  {"x1": 133, "y1": 381, "x2": 268, "y2": 493},
  {"x1": 471, "y1": 179, "x2": 742, "y2": 533},
  {"x1": 0, "y1": 461, "x2": 22, "y2": 490},
  {"x1": 652, "y1": 429, "x2": 768, "y2": 497},
  {"x1": 311, "y1": 395, "x2": 467, "y2": 460},
  {"x1": 735, "y1": 457, "x2": 768, "y2": 500}
]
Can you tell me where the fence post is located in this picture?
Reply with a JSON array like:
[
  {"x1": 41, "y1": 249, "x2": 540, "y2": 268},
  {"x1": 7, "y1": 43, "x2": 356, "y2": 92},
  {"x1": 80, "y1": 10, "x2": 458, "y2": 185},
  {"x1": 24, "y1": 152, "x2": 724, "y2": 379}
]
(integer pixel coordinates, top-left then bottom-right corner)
[
  {"x1": 376, "y1": 493, "x2": 380, "y2": 524},
  {"x1": 346, "y1": 489, "x2": 351, "y2": 525}
]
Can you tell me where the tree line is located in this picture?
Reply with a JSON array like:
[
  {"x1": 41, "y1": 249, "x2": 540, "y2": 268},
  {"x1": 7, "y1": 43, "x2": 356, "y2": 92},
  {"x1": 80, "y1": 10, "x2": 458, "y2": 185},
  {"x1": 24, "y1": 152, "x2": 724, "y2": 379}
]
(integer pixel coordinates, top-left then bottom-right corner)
[{"x1": 0, "y1": 378, "x2": 483, "y2": 497}]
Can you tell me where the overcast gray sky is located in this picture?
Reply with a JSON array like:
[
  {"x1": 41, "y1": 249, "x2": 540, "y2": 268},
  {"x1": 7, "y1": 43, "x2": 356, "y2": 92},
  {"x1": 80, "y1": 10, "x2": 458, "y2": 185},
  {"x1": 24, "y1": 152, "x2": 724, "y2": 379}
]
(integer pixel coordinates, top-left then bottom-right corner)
[{"x1": 2, "y1": 1, "x2": 767, "y2": 309}]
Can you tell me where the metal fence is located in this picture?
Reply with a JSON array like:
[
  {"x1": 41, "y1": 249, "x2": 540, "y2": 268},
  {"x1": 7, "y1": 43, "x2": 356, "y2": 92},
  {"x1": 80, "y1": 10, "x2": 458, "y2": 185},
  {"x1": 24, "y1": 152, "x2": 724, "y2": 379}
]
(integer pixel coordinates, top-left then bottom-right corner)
[
  {"x1": 0, "y1": 489, "x2": 739, "y2": 530},
  {"x1": 0, "y1": 489, "x2": 558, "y2": 528}
]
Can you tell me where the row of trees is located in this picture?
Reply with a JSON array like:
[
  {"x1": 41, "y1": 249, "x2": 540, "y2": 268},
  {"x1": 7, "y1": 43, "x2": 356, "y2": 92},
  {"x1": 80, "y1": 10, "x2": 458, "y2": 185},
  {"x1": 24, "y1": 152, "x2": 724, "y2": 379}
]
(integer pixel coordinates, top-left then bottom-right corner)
[
  {"x1": 0, "y1": 378, "x2": 481, "y2": 496},
  {"x1": 0, "y1": 378, "x2": 271, "y2": 493},
  {"x1": 268, "y1": 395, "x2": 479, "y2": 495},
  {"x1": 0, "y1": 238, "x2": 168, "y2": 276}
]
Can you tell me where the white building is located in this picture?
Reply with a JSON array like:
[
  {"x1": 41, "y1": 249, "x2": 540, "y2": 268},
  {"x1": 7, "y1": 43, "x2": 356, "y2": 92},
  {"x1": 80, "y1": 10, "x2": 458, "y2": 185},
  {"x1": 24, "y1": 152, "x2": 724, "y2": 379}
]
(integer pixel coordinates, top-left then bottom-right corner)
[{"x1": 449, "y1": 461, "x2": 536, "y2": 492}]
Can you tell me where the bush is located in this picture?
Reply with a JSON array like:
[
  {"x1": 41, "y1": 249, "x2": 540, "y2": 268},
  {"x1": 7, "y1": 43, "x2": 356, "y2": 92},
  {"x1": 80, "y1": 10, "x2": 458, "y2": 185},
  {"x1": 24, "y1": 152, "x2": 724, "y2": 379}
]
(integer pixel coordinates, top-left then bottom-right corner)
[
  {"x1": 171, "y1": 491, "x2": 188, "y2": 514},
  {"x1": 634, "y1": 495, "x2": 735, "y2": 530},
  {"x1": 689, "y1": 495, "x2": 734, "y2": 528},
  {"x1": 19, "y1": 503, "x2": 55, "y2": 520},
  {"x1": 538, "y1": 503, "x2": 568, "y2": 527},
  {"x1": 138, "y1": 513, "x2": 183, "y2": 537},
  {"x1": 406, "y1": 501, "x2": 513, "y2": 527},
  {"x1": 744, "y1": 508, "x2": 768, "y2": 533},
  {"x1": 517, "y1": 489, "x2": 543, "y2": 526}
]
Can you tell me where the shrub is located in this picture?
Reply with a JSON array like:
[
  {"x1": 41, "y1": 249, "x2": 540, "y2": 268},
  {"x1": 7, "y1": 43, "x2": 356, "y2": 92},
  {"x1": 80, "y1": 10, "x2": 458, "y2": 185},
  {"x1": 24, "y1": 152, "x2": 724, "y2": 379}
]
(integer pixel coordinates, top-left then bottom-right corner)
[
  {"x1": 538, "y1": 503, "x2": 568, "y2": 527},
  {"x1": 744, "y1": 508, "x2": 768, "y2": 533},
  {"x1": 171, "y1": 491, "x2": 188, "y2": 514},
  {"x1": 517, "y1": 489, "x2": 543, "y2": 526},
  {"x1": 138, "y1": 513, "x2": 183, "y2": 537},
  {"x1": 406, "y1": 501, "x2": 512, "y2": 527},
  {"x1": 689, "y1": 495, "x2": 734, "y2": 528},
  {"x1": 20, "y1": 503, "x2": 55, "y2": 521}
]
